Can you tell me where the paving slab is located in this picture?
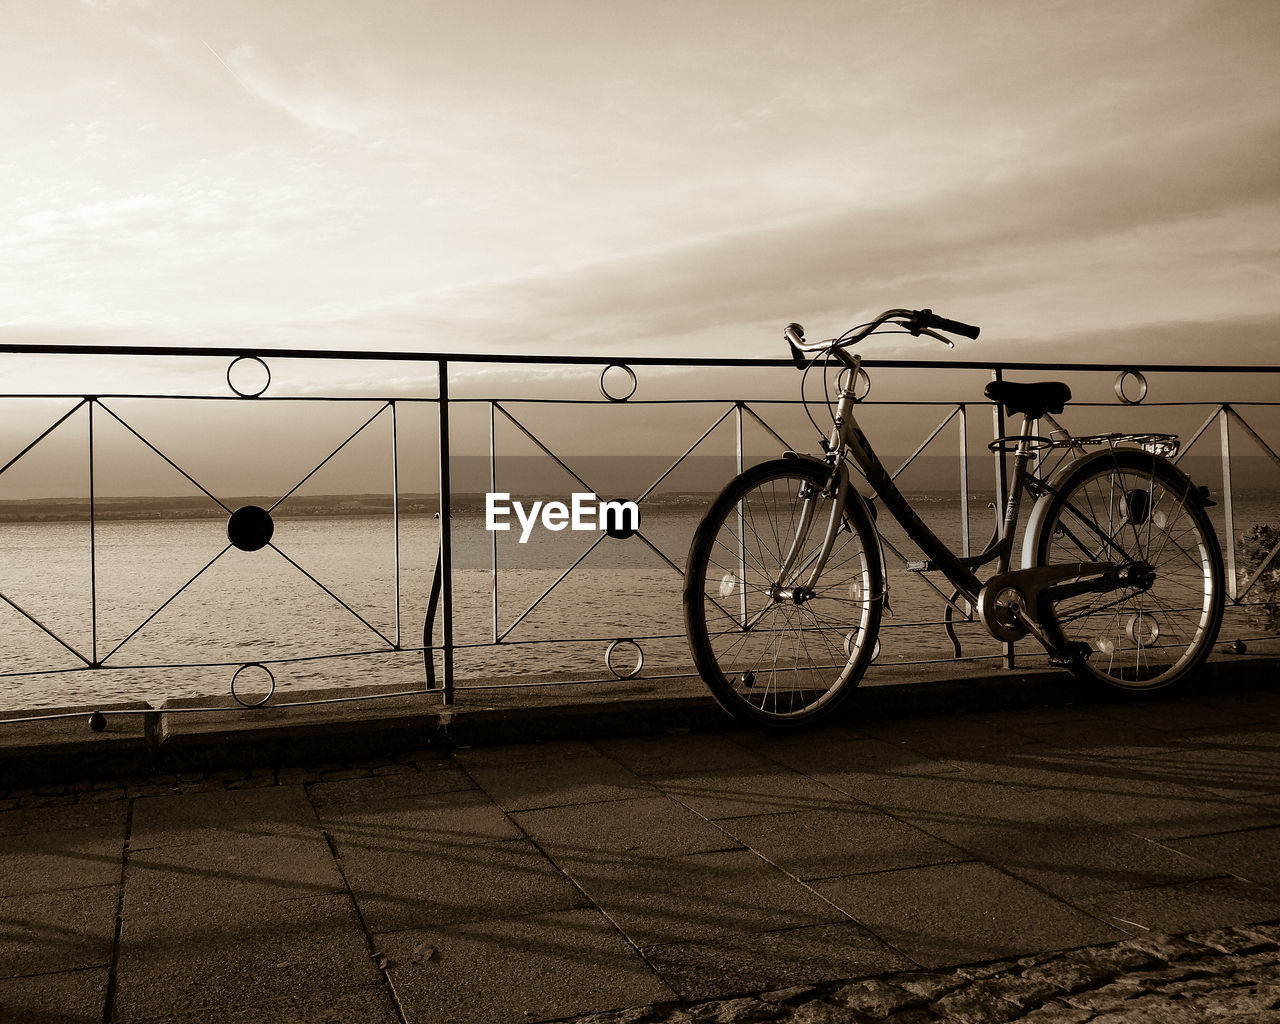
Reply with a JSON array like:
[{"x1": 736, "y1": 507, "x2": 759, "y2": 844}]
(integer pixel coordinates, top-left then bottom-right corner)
[
  {"x1": 751, "y1": 734, "x2": 961, "y2": 788},
  {"x1": 1078, "y1": 698, "x2": 1265, "y2": 734},
  {"x1": 592, "y1": 732, "x2": 772, "y2": 775},
  {"x1": 380, "y1": 907, "x2": 675, "y2": 1024},
  {"x1": 124, "y1": 833, "x2": 345, "y2": 915},
  {"x1": 1025, "y1": 770, "x2": 1280, "y2": 840},
  {"x1": 557, "y1": 848, "x2": 843, "y2": 947},
  {"x1": 465, "y1": 753, "x2": 653, "y2": 811},
  {"x1": 512, "y1": 795, "x2": 739, "y2": 859},
  {"x1": 859, "y1": 714, "x2": 1039, "y2": 757},
  {"x1": 652, "y1": 765, "x2": 852, "y2": 820},
  {"x1": 713, "y1": 804, "x2": 966, "y2": 880},
  {"x1": 335, "y1": 836, "x2": 589, "y2": 934},
  {"x1": 305, "y1": 764, "x2": 476, "y2": 809},
  {"x1": 943, "y1": 820, "x2": 1218, "y2": 898},
  {"x1": 111, "y1": 893, "x2": 379, "y2": 1021},
  {"x1": 315, "y1": 786, "x2": 522, "y2": 845},
  {"x1": 813, "y1": 861, "x2": 1123, "y2": 969},
  {"x1": 0, "y1": 797, "x2": 128, "y2": 839},
  {"x1": 128, "y1": 785, "x2": 318, "y2": 850},
  {"x1": 1169, "y1": 723, "x2": 1280, "y2": 764},
  {"x1": 641, "y1": 921, "x2": 914, "y2": 1002},
  {"x1": 1166, "y1": 826, "x2": 1280, "y2": 888},
  {"x1": 1069, "y1": 876, "x2": 1280, "y2": 937},
  {"x1": 998, "y1": 716, "x2": 1190, "y2": 759},
  {"x1": 1126, "y1": 746, "x2": 1280, "y2": 800},
  {"x1": 450, "y1": 738, "x2": 601, "y2": 767},
  {"x1": 0, "y1": 884, "x2": 119, "y2": 979},
  {"x1": 119, "y1": 985, "x2": 402, "y2": 1024},
  {"x1": 0, "y1": 825, "x2": 125, "y2": 898},
  {"x1": 0, "y1": 967, "x2": 108, "y2": 1024}
]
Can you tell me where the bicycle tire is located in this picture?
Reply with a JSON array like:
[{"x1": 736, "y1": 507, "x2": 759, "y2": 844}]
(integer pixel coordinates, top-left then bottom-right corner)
[
  {"x1": 684, "y1": 457, "x2": 883, "y2": 728},
  {"x1": 1033, "y1": 448, "x2": 1225, "y2": 693}
]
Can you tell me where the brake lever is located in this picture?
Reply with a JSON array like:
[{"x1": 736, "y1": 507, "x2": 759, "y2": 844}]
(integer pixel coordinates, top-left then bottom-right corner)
[{"x1": 918, "y1": 326, "x2": 954, "y2": 348}]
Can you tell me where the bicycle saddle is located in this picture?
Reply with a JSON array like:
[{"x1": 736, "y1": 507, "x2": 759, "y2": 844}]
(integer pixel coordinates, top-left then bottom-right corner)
[{"x1": 984, "y1": 380, "x2": 1071, "y2": 418}]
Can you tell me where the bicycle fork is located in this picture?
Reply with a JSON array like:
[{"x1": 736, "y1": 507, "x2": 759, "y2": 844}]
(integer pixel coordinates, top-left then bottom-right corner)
[{"x1": 769, "y1": 457, "x2": 850, "y2": 607}]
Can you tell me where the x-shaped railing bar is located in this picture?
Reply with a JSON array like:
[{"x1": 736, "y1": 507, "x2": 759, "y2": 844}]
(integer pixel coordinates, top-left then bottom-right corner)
[
  {"x1": 266, "y1": 403, "x2": 392, "y2": 514},
  {"x1": 1171, "y1": 405, "x2": 1220, "y2": 468},
  {"x1": 0, "y1": 399, "x2": 87, "y2": 478},
  {"x1": 88, "y1": 400, "x2": 399, "y2": 665},
  {"x1": 1221, "y1": 406, "x2": 1280, "y2": 604},
  {"x1": 491, "y1": 401, "x2": 740, "y2": 641},
  {"x1": 96, "y1": 401, "x2": 234, "y2": 514},
  {"x1": 887, "y1": 405, "x2": 962, "y2": 484},
  {"x1": 0, "y1": 399, "x2": 95, "y2": 663}
]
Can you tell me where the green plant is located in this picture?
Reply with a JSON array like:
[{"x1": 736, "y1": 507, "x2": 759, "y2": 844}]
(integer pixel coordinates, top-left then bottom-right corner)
[{"x1": 1236, "y1": 524, "x2": 1280, "y2": 631}]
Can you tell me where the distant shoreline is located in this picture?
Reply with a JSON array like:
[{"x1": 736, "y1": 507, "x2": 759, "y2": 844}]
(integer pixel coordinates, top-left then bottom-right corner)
[{"x1": 2, "y1": 487, "x2": 1277, "y2": 526}]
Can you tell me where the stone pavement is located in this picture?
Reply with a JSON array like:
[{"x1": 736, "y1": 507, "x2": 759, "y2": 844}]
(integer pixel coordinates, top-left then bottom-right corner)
[{"x1": 1, "y1": 684, "x2": 1279, "y2": 1023}]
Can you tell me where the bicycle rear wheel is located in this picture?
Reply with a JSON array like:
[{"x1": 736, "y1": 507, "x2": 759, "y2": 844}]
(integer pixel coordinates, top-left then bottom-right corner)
[
  {"x1": 1034, "y1": 449, "x2": 1224, "y2": 692},
  {"x1": 684, "y1": 458, "x2": 882, "y2": 728}
]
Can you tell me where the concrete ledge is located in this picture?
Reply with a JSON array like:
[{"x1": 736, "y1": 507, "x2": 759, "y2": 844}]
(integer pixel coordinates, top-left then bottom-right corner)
[
  {"x1": 0, "y1": 654, "x2": 1276, "y2": 784},
  {"x1": 0, "y1": 701, "x2": 154, "y2": 786}
]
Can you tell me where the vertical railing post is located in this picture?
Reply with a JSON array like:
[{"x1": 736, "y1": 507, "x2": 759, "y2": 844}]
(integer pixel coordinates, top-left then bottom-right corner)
[
  {"x1": 990, "y1": 369, "x2": 1014, "y2": 667},
  {"x1": 958, "y1": 403, "x2": 970, "y2": 560},
  {"x1": 1220, "y1": 404, "x2": 1237, "y2": 602},
  {"x1": 391, "y1": 399, "x2": 401, "y2": 650},
  {"x1": 490, "y1": 400, "x2": 499, "y2": 644},
  {"x1": 87, "y1": 397, "x2": 98, "y2": 667},
  {"x1": 437, "y1": 361, "x2": 455, "y2": 704}
]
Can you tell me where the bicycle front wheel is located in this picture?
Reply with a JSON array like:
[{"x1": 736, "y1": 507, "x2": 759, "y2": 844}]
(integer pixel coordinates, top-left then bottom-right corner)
[
  {"x1": 684, "y1": 458, "x2": 882, "y2": 728},
  {"x1": 1034, "y1": 449, "x2": 1224, "y2": 692}
]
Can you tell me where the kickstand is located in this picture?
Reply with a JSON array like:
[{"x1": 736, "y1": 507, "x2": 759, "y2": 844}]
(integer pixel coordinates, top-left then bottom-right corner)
[
  {"x1": 423, "y1": 545, "x2": 442, "y2": 690},
  {"x1": 943, "y1": 589, "x2": 963, "y2": 659}
]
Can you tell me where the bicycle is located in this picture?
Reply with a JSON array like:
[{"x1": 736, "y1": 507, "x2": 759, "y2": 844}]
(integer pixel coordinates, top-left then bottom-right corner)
[{"x1": 683, "y1": 308, "x2": 1225, "y2": 728}]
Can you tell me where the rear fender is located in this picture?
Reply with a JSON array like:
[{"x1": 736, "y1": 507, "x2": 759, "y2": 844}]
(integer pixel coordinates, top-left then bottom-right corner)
[{"x1": 1020, "y1": 448, "x2": 1208, "y2": 569}]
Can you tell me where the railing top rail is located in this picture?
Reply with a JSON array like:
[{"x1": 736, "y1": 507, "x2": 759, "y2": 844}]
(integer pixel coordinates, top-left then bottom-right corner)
[{"x1": 1, "y1": 341, "x2": 1278, "y2": 375}]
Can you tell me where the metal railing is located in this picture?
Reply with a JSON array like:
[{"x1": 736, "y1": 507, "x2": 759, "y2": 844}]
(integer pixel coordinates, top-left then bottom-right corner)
[{"x1": 1, "y1": 341, "x2": 1278, "y2": 723}]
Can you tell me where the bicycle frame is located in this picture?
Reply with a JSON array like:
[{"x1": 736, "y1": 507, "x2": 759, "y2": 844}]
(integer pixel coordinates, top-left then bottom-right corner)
[{"x1": 802, "y1": 350, "x2": 1050, "y2": 611}]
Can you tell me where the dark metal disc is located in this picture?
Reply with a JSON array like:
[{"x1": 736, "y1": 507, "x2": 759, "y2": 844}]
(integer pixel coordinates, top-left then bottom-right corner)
[{"x1": 227, "y1": 505, "x2": 274, "y2": 551}]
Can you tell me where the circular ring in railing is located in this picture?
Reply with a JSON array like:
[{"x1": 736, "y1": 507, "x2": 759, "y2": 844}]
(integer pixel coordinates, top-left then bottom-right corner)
[
  {"x1": 836, "y1": 367, "x2": 872, "y2": 403},
  {"x1": 844, "y1": 632, "x2": 880, "y2": 663},
  {"x1": 227, "y1": 355, "x2": 271, "y2": 398},
  {"x1": 231, "y1": 662, "x2": 275, "y2": 708},
  {"x1": 605, "y1": 638, "x2": 644, "y2": 679},
  {"x1": 227, "y1": 505, "x2": 275, "y2": 552},
  {"x1": 1114, "y1": 369, "x2": 1148, "y2": 405},
  {"x1": 599, "y1": 363, "x2": 638, "y2": 403}
]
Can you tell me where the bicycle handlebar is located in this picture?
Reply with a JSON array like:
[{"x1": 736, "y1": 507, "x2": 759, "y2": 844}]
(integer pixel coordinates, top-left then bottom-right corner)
[
  {"x1": 913, "y1": 309, "x2": 980, "y2": 340},
  {"x1": 784, "y1": 307, "x2": 981, "y2": 367}
]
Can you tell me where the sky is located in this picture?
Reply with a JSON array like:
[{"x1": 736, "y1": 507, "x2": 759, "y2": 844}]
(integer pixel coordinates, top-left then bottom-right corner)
[
  {"x1": 1, "y1": 0, "x2": 1278, "y2": 492},
  {"x1": 3, "y1": 0, "x2": 1279, "y2": 363}
]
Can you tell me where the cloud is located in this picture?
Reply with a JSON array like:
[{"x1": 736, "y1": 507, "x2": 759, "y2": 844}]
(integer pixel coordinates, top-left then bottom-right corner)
[{"x1": 213, "y1": 43, "x2": 369, "y2": 136}]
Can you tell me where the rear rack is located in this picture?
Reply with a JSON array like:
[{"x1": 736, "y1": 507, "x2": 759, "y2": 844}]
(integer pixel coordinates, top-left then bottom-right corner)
[{"x1": 987, "y1": 431, "x2": 1180, "y2": 457}]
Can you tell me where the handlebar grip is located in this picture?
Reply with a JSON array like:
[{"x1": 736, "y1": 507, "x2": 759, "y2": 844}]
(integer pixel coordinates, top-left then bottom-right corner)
[
  {"x1": 916, "y1": 309, "x2": 980, "y2": 340},
  {"x1": 784, "y1": 323, "x2": 808, "y2": 368}
]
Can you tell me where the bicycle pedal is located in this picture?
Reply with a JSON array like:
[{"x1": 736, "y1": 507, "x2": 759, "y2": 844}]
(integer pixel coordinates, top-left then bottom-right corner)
[
  {"x1": 906, "y1": 560, "x2": 936, "y2": 573},
  {"x1": 1048, "y1": 642, "x2": 1092, "y2": 668}
]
